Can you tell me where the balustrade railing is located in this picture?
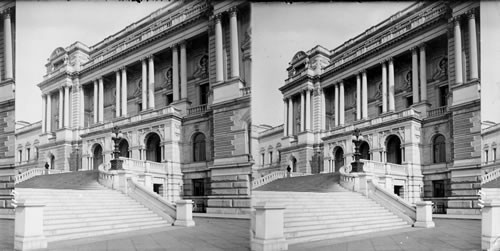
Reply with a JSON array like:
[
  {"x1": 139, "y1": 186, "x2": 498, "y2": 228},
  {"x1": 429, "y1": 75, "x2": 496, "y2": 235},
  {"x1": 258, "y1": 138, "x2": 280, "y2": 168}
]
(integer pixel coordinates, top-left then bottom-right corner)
[
  {"x1": 427, "y1": 106, "x2": 447, "y2": 117},
  {"x1": 361, "y1": 160, "x2": 407, "y2": 176},
  {"x1": 253, "y1": 171, "x2": 286, "y2": 189},
  {"x1": 187, "y1": 104, "x2": 208, "y2": 115},
  {"x1": 482, "y1": 167, "x2": 500, "y2": 185},
  {"x1": 14, "y1": 168, "x2": 45, "y2": 184}
]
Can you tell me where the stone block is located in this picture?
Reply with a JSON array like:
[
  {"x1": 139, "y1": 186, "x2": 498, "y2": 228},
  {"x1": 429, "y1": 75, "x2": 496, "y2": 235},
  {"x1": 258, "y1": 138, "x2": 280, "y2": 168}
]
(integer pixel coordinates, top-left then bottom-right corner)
[
  {"x1": 0, "y1": 176, "x2": 11, "y2": 182},
  {"x1": 211, "y1": 182, "x2": 234, "y2": 188},
  {"x1": 233, "y1": 181, "x2": 249, "y2": 188},
  {"x1": 237, "y1": 175, "x2": 250, "y2": 181},
  {"x1": 451, "y1": 176, "x2": 478, "y2": 183},
  {"x1": 448, "y1": 201, "x2": 472, "y2": 208},
  {"x1": 207, "y1": 199, "x2": 232, "y2": 207},
  {"x1": 211, "y1": 175, "x2": 238, "y2": 182},
  {"x1": 451, "y1": 183, "x2": 472, "y2": 189},
  {"x1": 211, "y1": 189, "x2": 237, "y2": 195},
  {"x1": 446, "y1": 208, "x2": 481, "y2": 215},
  {"x1": 232, "y1": 199, "x2": 250, "y2": 208},
  {"x1": 451, "y1": 190, "x2": 479, "y2": 196},
  {"x1": 0, "y1": 190, "x2": 11, "y2": 195},
  {"x1": 238, "y1": 188, "x2": 249, "y2": 195}
]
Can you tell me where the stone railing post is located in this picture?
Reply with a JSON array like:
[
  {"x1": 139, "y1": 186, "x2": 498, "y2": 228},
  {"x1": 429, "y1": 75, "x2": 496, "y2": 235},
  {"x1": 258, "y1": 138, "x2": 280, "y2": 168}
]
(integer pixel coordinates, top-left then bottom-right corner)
[
  {"x1": 414, "y1": 201, "x2": 435, "y2": 228},
  {"x1": 14, "y1": 200, "x2": 47, "y2": 250},
  {"x1": 482, "y1": 199, "x2": 500, "y2": 251},
  {"x1": 174, "y1": 200, "x2": 195, "y2": 227},
  {"x1": 251, "y1": 202, "x2": 288, "y2": 251},
  {"x1": 357, "y1": 173, "x2": 373, "y2": 196}
]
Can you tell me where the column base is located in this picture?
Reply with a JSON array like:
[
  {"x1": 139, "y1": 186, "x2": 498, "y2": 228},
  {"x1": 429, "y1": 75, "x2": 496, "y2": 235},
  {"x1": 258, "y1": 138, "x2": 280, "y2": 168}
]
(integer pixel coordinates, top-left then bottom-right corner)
[
  {"x1": 174, "y1": 219, "x2": 195, "y2": 227},
  {"x1": 414, "y1": 221, "x2": 435, "y2": 228},
  {"x1": 251, "y1": 237, "x2": 288, "y2": 251},
  {"x1": 15, "y1": 235, "x2": 47, "y2": 251}
]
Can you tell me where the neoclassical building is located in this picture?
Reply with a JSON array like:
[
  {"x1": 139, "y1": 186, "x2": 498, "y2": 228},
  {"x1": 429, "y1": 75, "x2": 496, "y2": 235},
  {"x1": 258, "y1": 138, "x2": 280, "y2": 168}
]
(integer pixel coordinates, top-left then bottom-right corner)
[
  {"x1": 256, "y1": 1, "x2": 482, "y2": 215},
  {"x1": 0, "y1": 1, "x2": 15, "y2": 219},
  {"x1": 20, "y1": 1, "x2": 252, "y2": 215}
]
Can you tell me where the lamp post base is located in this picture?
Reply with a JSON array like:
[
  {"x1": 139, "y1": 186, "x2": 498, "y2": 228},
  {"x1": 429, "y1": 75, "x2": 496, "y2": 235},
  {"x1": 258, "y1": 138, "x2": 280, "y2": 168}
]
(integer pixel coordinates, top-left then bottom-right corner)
[
  {"x1": 351, "y1": 161, "x2": 364, "y2": 173},
  {"x1": 110, "y1": 159, "x2": 123, "y2": 170}
]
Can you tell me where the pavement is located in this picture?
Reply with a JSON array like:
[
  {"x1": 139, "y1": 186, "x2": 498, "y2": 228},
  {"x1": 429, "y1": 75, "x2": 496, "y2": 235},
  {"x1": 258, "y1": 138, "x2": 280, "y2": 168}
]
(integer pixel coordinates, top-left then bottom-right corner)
[
  {"x1": 44, "y1": 218, "x2": 250, "y2": 251},
  {"x1": 0, "y1": 219, "x2": 14, "y2": 251},
  {"x1": 289, "y1": 219, "x2": 481, "y2": 251}
]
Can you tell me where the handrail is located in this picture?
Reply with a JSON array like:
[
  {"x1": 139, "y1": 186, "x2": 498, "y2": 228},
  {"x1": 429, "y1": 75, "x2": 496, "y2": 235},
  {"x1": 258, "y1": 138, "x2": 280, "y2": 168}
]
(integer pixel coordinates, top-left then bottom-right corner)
[
  {"x1": 127, "y1": 178, "x2": 176, "y2": 222},
  {"x1": 367, "y1": 179, "x2": 416, "y2": 225},
  {"x1": 482, "y1": 168, "x2": 500, "y2": 185},
  {"x1": 14, "y1": 168, "x2": 45, "y2": 184},
  {"x1": 253, "y1": 171, "x2": 286, "y2": 189}
]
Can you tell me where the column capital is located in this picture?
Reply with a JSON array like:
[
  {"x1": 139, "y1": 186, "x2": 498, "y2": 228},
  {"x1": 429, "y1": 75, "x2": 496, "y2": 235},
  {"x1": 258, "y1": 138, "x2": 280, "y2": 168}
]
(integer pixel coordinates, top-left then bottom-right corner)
[
  {"x1": 418, "y1": 42, "x2": 426, "y2": 49},
  {"x1": 120, "y1": 66, "x2": 127, "y2": 71},
  {"x1": 451, "y1": 15, "x2": 462, "y2": 25},
  {"x1": 179, "y1": 40, "x2": 187, "y2": 47},
  {"x1": 379, "y1": 59, "x2": 387, "y2": 65},
  {"x1": 360, "y1": 69, "x2": 367, "y2": 75},
  {"x1": 212, "y1": 13, "x2": 223, "y2": 22},
  {"x1": 147, "y1": 54, "x2": 154, "y2": 60},
  {"x1": 2, "y1": 8, "x2": 12, "y2": 18},
  {"x1": 229, "y1": 7, "x2": 238, "y2": 16},
  {"x1": 410, "y1": 47, "x2": 418, "y2": 53},
  {"x1": 466, "y1": 8, "x2": 477, "y2": 19}
]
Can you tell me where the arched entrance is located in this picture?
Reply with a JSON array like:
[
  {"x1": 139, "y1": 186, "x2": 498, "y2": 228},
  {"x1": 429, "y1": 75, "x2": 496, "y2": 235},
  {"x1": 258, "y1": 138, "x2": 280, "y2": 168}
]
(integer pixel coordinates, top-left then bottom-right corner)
[
  {"x1": 334, "y1": 147, "x2": 344, "y2": 172},
  {"x1": 93, "y1": 144, "x2": 103, "y2": 170},
  {"x1": 386, "y1": 135, "x2": 402, "y2": 164},
  {"x1": 359, "y1": 141, "x2": 370, "y2": 160},
  {"x1": 146, "y1": 133, "x2": 161, "y2": 163},
  {"x1": 49, "y1": 154, "x2": 55, "y2": 170},
  {"x1": 290, "y1": 156, "x2": 297, "y2": 172},
  {"x1": 119, "y1": 139, "x2": 130, "y2": 158}
]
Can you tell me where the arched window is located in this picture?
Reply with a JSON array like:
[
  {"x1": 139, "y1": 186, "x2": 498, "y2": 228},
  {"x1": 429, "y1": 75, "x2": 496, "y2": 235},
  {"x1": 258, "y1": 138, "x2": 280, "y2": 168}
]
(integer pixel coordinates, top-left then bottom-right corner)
[
  {"x1": 193, "y1": 133, "x2": 206, "y2": 162},
  {"x1": 433, "y1": 134, "x2": 446, "y2": 163}
]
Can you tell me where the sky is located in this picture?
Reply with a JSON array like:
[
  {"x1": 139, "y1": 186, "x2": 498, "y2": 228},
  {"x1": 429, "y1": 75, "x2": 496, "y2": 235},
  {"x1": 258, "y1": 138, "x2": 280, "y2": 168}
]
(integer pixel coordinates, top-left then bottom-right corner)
[
  {"x1": 252, "y1": 2, "x2": 413, "y2": 127},
  {"x1": 16, "y1": 1, "x2": 168, "y2": 123}
]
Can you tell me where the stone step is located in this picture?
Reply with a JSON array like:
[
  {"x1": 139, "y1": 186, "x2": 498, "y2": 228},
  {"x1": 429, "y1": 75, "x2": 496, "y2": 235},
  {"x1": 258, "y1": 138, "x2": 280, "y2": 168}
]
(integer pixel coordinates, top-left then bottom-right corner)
[
  {"x1": 45, "y1": 209, "x2": 159, "y2": 223},
  {"x1": 27, "y1": 200, "x2": 142, "y2": 208},
  {"x1": 287, "y1": 224, "x2": 410, "y2": 245},
  {"x1": 285, "y1": 217, "x2": 405, "y2": 232},
  {"x1": 45, "y1": 220, "x2": 166, "y2": 237},
  {"x1": 43, "y1": 204, "x2": 147, "y2": 216},
  {"x1": 284, "y1": 211, "x2": 395, "y2": 223},
  {"x1": 283, "y1": 206, "x2": 390, "y2": 215},
  {"x1": 46, "y1": 222, "x2": 171, "y2": 242},
  {"x1": 253, "y1": 201, "x2": 380, "y2": 208},
  {"x1": 45, "y1": 214, "x2": 163, "y2": 230}
]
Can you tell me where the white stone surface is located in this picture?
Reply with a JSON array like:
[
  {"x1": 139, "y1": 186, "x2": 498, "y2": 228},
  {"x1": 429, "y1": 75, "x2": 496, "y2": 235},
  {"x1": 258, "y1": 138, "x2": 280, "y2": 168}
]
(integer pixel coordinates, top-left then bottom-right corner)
[
  {"x1": 482, "y1": 199, "x2": 500, "y2": 251},
  {"x1": 14, "y1": 200, "x2": 47, "y2": 251},
  {"x1": 414, "y1": 201, "x2": 435, "y2": 228},
  {"x1": 174, "y1": 200, "x2": 195, "y2": 227},
  {"x1": 251, "y1": 202, "x2": 288, "y2": 251}
]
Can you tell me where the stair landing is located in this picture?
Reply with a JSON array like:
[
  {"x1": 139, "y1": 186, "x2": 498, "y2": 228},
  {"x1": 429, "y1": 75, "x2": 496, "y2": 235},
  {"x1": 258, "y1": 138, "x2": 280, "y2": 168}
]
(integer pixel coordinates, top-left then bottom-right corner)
[{"x1": 254, "y1": 173, "x2": 344, "y2": 192}]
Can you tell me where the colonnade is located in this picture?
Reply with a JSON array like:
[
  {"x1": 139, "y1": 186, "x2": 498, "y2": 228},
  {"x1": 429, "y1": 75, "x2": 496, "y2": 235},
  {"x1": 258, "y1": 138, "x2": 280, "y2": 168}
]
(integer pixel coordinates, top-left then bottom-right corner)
[
  {"x1": 454, "y1": 11, "x2": 479, "y2": 84},
  {"x1": 41, "y1": 85, "x2": 72, "y2": 133},
  {"x1": 283, "y1": 88, "x2": 312, "y2": 136},
  {"x1": 214, "y1": 8, "x2": 240, "y2": 82}
]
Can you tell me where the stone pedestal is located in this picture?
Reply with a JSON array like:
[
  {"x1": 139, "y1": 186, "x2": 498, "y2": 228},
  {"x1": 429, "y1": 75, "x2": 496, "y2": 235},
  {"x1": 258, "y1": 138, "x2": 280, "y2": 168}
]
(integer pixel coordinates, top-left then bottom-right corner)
[
  {"x1": 414, "y1": 201, "x2": 435, "y2": 228},
  {"x1": 14, "y1": 200, "x2": 47, "y2": 251},
  {"x1": 251, "y1": 202, "x2": 288, "y2": 251},
  {"x1": 357, "y1": 173, "x2": 373, "y2": 196},
  {"x1": 174, "y1": 200, "x2": 195, "y2": 227},
  {"x1": 482, "y1": 200, "x2": 500, "y2": 251}
]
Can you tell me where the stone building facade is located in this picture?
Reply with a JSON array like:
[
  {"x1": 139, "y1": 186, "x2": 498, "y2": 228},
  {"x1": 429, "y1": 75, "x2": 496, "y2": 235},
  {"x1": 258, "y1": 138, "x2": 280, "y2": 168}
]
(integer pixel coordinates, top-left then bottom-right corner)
[
  {"x1": 0, "y1": 1, "x2": 15, "y2": 219},
  {"x1": 24, "y1": 1, "x2": 252, "y2": 215},
  {"x1": 256, "y1": 2, "x2": 482, "y2": 215}
]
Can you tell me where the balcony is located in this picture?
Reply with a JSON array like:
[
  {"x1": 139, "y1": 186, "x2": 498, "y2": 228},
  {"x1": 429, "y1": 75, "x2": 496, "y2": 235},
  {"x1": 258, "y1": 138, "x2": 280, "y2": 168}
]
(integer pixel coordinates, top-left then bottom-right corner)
[
  {"x1": 427, "y1": 106, "x2": 447, "y2": 118},
  {"x1": 361, "y1": 159, "x2": 408, "y2": 176},
  {"x1": 187, "y1": 104, "x2": 208, "y2": 115}
]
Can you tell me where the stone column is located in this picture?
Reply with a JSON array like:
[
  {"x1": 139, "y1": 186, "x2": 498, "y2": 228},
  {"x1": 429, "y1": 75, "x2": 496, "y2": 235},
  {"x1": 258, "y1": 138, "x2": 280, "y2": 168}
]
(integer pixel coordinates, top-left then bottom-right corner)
[
  {"x1": 305, "y1": 89, "x2": 311, "y2": 130},
  {"x1": 93, "y1": 80, "x2": 98, "y2": 124},
  {"x1": 3, "y1": 11, "x2": 13, "y2": 80},
  {"x1": 411, "y1": 48, "x2": 419, "y2": 103},
  {"x1": 229, "y1": 9, "x2": 240, "y2": 79},
  {"x1": 64, "y1": 86, "x2": 70, "y2": 127},
  {"x1": 388, "y1": 58, "x2": 395, "y2": 112},
  {"x1": 381, "y1": 61, "x2": 387, "y2": 113},
  {"x1": 339, "y1": 81, "x2": 345, "y2": 125},
  {"x1": 121, "y1": 68, "x2": 128, "y2": 116},
  {"x1": 172, "y1": 45, "x2": 180, "y2": 101},
  {"x1": 300, "y1": 91, "x2": 305, "y2": 132},
  {"x1": 115, "y1": 71, "x2": 121, "y2": 117},
  {"x1": 47, "y1": 94, "x2": 52, "y2": 132},
  {"x1": 98, "y1": 78, "x2": 104, "y2": 123},
  {"x1": 362, "y1": 71, "x2": 368, "y2": 120},
  {"x1": 288, "y1": 98, "x2": 293, "y2": 135},
  {"x1": 58, "y1": 88, "x2": 64, "y2": 129},
  {"x1": 454, "y1": 18, "x2": 463, "y2": 84},
  {"x1": 468, "y1": 12, "x2": 478, "y2": 80},
  {"x1": 320, "y1": 89, "x2": 326, "y2": 131},
  {"x1": 214, "y1": 14, "x2": 223, "y2": 82},
  {"x1": 419, "y1": 44, "x2": 427, "y2": 102},
  {"x1": 41, "y1": 95, "x2": 46, "y2": 133},
  {"x1": 180, "y1": 42, "x2": 187, "y2": 99},
  {"x1": 334, "y1": 83, "x2": 339, "y2": 127},
  {"x1": 141, "y1": 59, "x2": 147, "y2": 111},
  {"x1": 80, "y1": 85, "x2": 85, "y2": 127},
  {"x1": 283, "y1": 98, "x2": 288, "y2": 136},
  {"x1": 148, "y1": 55, "x2": 155, "y2": 109},
  {"x1": 356, "y1": 74, "x2": 361, "y2": 120}
]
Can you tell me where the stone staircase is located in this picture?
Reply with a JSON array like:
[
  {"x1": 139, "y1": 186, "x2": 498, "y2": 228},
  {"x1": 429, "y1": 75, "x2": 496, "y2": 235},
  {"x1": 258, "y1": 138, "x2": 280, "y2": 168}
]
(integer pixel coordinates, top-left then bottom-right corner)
[
  {"x1": 16, "y1": 171, "x2": 172, "y2": 242},
  {"x1": 253, "y1": 173, "x2": 411, "y2": 244}
]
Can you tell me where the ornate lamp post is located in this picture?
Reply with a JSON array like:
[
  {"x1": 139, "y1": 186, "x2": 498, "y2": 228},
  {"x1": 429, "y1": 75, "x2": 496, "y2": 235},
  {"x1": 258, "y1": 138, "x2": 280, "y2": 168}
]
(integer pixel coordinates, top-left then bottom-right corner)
[
  {"x1": 351, "y1": 128, "x2": 364, "y2": 173},
  {"x1": 110, "y1": 126, "x2": 124, "y2": 170}
]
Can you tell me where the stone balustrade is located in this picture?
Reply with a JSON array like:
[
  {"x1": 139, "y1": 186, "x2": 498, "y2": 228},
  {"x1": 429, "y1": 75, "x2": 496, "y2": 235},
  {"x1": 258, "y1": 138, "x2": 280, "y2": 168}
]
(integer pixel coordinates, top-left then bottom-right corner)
[
  {"x1": 187, "y1": 104, "x2": 208, "y2": 115},
  {"x1": 361, "y1": 159, "x2": 408, "y2": 176},
  {"x1": 14, "y1": 168, "x2": 45, "y2": 185},
  {"x1": 427, "y1": 106, "x2": 447, "y2": 117},
  {"x1": 252, "y1": 171, "x2": 286, "y2": 189},
  {"x1": 482, "y1": 167, "x2": 500, "y2": 185}
]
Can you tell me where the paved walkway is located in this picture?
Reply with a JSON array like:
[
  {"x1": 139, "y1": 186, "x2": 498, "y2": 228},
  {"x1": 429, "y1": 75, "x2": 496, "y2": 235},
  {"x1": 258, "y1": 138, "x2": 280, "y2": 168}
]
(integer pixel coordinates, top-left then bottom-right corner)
[
  {"x1": 45, "y1": 218, "x2": 249, "y2": 251},
  {"x1": 0, "y1": 219, "x2": 14, "y2": 251},
  {"x1": 289, "y1": 219, "x2": 481, "y2": 251}
]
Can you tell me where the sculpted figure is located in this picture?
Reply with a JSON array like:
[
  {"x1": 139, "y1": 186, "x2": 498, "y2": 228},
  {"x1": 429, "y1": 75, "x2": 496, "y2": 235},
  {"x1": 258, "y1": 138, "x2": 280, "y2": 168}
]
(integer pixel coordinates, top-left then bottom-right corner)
[
  {"x1": 432, "y1": 57, "x2": 448, "y2": 81},
  {"x1": 193, "y1": 55, "x2": 208, "y2": 79}
]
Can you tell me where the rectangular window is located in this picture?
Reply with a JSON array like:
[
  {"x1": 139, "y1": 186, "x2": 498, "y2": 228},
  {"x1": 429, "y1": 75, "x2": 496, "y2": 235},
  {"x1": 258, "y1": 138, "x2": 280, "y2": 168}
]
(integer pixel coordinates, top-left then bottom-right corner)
[
  {"x1": 166, "y1": 94, "x2": 173, "y2": 106},
  {"x1": 261, "y1": 153, "x2": 265, "y2": 165},
  {"x1": 378, "y1": 105, "x2": 383, "y2": 115},
  {"x1": 406, "y1": 96, "x2": 413, "y2": 108},
  {"x1": 269, "y1": 151, "x2": 273, "y2": 164},
  {"x1": 193, "y1": 179, "x2": 205, "y2": 196},
  {"x1": 433, "y1": 180, "x2": 445, "y2": 197},
  {"x1": 27, "y1": 148, "x2": 30, "y2": 161},
  {"x1": 199, "y1": 83, "x2": 209, "y2": 105},
  {"x1": 494, "y1": 148, "x2": 497, "y2": 162},
  {"x1": 18, "y1": 150, "x2": 22, "y2": 163},
  {"x1": 485, "y1": 150, "x2": 489, "y2": 163},
  {"x1": 439, "y1": 85, "x2": 449, "y2": 107}
]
